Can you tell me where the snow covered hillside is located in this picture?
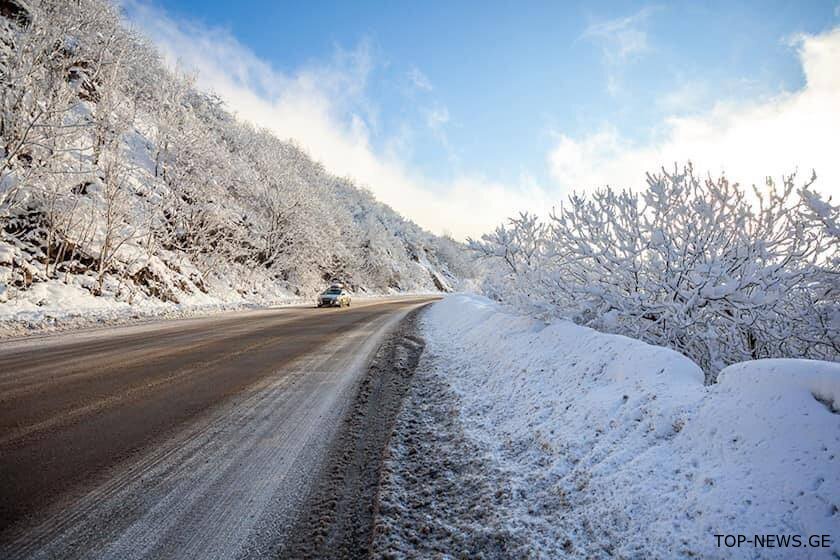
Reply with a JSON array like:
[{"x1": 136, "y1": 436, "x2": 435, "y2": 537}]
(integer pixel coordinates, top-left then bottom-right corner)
[
  {"x1": 387, "y1": 294, "x2": 839, "y2": 558},
  {"x1": 0, "y1": 0, "x2": 471, "y2": 335}
]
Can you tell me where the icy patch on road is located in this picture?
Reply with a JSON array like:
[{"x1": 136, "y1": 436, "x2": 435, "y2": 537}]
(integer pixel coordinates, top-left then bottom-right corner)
[{"x1": 379, "y1": 294, "x2": 840, "y2": 558}]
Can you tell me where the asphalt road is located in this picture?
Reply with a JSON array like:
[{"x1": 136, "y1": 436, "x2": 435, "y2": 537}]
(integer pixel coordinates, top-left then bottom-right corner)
[{"x1": 0, "y1": 296, "x2": 438, "y2": 559}]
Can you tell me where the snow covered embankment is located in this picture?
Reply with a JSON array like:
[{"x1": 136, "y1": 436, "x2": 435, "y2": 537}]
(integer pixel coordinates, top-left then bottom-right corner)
[{"x1": 421, "y1": 294, "x2": 840, "y2": 559}]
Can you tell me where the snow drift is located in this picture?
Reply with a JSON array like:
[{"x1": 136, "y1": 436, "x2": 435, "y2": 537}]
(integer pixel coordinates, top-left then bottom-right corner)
[{"x1": 422, "y1": 294, "x2": 840, "y2": 558}]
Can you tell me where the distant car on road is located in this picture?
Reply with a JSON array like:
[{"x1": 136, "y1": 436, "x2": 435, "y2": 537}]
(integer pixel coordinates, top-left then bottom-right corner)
[{"x1": 316, "y1": 284, "x2": 351, "y2": 308}]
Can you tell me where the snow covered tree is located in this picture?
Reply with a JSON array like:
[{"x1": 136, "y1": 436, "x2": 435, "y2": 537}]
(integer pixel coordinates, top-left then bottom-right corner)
[
  {"x1": 473, "y1": 164, "x2": 839, "y2": 381},
  {"x1": 1, "y1": 0, "x2": 469, "y2": 311}
]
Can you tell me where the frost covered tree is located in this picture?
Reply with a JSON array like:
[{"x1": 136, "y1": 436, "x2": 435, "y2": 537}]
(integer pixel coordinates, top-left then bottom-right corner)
[
  {"x1": 91, "y1": 146, "x2": 138, "y2": 293},
  {"x1": 472, "y1": 164, "x2": 839, "y2": 380},
  {"x1": 0, "y1": 1, "x2": 90, "y2": 215},
  {"x1": 1, "y1": 0, "x2": 467, "y2": 308}
]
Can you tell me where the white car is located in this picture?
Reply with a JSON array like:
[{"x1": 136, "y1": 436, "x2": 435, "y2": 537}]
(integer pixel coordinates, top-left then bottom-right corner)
[{"x1": 316, "y1": 285, "x2": 351, "y2": 308}]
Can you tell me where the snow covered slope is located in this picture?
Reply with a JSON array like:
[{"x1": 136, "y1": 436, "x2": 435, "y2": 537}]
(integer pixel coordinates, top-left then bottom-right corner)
[
  {"x1": 419, "y1": 294, "x2": 839, "y2": 558},
  {"x1": 0, "y1": 1, "x2": 471, "y2": 336}
]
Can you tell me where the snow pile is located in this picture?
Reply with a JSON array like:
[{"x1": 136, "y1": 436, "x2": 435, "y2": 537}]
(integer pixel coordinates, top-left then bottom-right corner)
[{"x1": 421, "y1": 294, "x2": 840, "y2": 558}]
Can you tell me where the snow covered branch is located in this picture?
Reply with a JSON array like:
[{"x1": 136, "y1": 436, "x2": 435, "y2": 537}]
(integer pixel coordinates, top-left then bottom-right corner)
[{"x1": 474, "y1": 164, "x2": 839, "y2": 380}]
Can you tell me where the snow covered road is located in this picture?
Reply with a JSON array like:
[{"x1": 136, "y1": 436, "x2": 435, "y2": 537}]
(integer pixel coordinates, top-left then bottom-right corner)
[{"x1": 0, "y1": 296, "x2": 437, "y2": 559}]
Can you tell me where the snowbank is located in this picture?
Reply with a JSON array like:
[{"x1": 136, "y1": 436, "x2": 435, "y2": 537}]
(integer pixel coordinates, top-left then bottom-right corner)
[
  {"x1": 0, "y1": 277, "x2": 304, "y2": 338},
  {"x1": 0, "y1": 276, "x2": 440, "y2": 338},
  {"x1": 423, "y1": 294, "x2": 840, "y2": 558}
]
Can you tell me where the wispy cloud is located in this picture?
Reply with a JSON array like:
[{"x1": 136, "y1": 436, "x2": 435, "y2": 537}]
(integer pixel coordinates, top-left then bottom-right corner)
[
  {"x1": 123, "y1": 1, "x2": 549, "y2": 239},
  {"x1": 407, "y1": 67, "x2": 433, "y2": 91},
  {"x1": 425, "y1": 105, "x2": 449, "y2": 130},
  {"x1": 582, "y1": 6, "x2": 660, "y2": 95},
  {"x1": 549, "y1": 26, "x2": 840, "y2": 199},
  {"x1": 424, "y1": 104, "x2": 460, "y2": 166},
  {"x1": 656, "y1": 79, "x2": 710, "y2": 114},
  {"x1": 583, "y1": 8, "x2": 654, "y2": 61}
]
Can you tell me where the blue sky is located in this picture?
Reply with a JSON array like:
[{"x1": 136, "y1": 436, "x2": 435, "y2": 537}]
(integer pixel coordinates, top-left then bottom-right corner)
[{"x1": 125, "y1": 1, "x2": 840, "y2": 237}]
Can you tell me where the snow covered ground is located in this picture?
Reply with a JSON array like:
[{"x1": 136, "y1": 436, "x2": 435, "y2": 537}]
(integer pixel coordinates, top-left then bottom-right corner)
[
  {"x1": 0, "y1": 270, "x2": 435, "y2": 339},
  {"x1": 380, "y1": 294, "x2": 840, "y2": 558},
  {"x1": 0, "y1": 287, "x2": 291, "y2": 338},
  {"x1": 0, "y1": 267, "x2": 304, "y2": 338}
]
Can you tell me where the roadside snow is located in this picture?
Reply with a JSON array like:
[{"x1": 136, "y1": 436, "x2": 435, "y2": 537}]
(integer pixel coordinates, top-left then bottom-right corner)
[
  {"x1": 0, "y1": 275, "x2": 304, "y2": 338},
  {"x1": 0, "y1": 232, "x2": 446, "y2": 338},
  {"x1": 0, "y1": 281, "x2": 439, "y2": 339},
  {"x1": 374, "y1": 347, "x2": 532, "y2": 558},
  {"x1": 411, "y1": 294, "x2": 839, "y2": 558}
]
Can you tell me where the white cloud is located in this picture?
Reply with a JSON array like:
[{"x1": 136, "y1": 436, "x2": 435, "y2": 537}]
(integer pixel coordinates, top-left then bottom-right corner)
[
  {"x1": 582, "y1": 6, "x2": 659, "y2": 95},
  {"x1": 407, "y1": 67, "x2": 433, "y2": 91},
  {"x1": 582, "y1": 8, "x2": 654, "y2": 61},
  {"x1": 423, "y1": 104, "x2": 460, "y2": 165},
  {"x1": 657, "y1": 79, "x2": 709, "y2": 113},
  {"x1": 123, "y1": 1, "x2": 546, "y2": 240},
  {"x1": 550, "y1": 26, "x2": 840, "y2": 201},
  {"x1": 425, "y1": 105, "x2": 450, "y2": 130}
]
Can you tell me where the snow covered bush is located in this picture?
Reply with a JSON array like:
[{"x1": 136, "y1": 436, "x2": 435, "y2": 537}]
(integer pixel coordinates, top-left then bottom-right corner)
[{"x1": 471, "y1": 165, "x2": 839, "y2": 380}]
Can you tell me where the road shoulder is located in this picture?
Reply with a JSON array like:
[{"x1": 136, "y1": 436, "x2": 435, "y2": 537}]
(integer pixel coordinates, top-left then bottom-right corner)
[
  {"x1": 371, "y1": 324, "x2": 529, "y2": 559},
  {"x1": 279, "y1": 307, "x2": 429, "y2": 560}
]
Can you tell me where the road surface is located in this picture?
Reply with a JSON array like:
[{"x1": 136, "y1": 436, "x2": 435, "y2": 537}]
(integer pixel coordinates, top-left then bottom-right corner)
[{"x1": 0, "y1": 296, "x2": 437, "y2": 559}]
